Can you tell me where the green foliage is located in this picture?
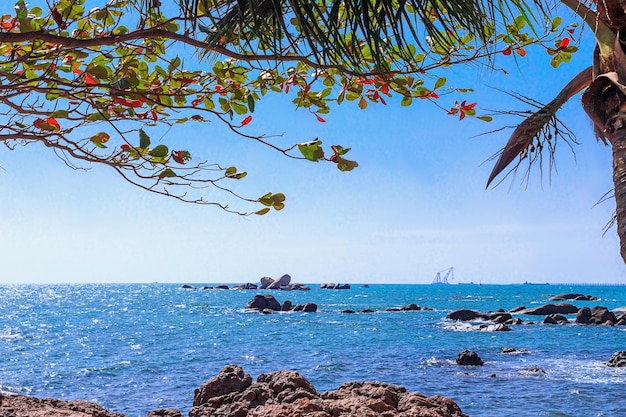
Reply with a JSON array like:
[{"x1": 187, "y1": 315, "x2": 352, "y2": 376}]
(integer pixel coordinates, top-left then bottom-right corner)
[{"x1": 0, "y1": 0, "x2": 581, "y2": 214}]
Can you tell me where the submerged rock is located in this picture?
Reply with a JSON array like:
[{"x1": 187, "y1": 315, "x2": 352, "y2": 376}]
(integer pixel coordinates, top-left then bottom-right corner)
[{"x1": 190, "y1": 364, "x2": 468, "y2": 417}]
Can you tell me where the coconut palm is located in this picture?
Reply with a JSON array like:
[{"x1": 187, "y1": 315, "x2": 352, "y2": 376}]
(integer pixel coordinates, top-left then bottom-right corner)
[{"x1": 178, "y1": 0, "x2": 626, "y2": 265}]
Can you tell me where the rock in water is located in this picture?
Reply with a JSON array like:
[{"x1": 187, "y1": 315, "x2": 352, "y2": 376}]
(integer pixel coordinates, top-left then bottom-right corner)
[
  {"x1": 268, "y1": 274, "x2": 291, "y2": 289},
  {"x1": 520, "y1": 304, "x2": 578, "y2": 315},
  {"x1": 455, "y1": 350, "x2": 484, "y2": 366},
  {"x1": 607, "y1": 351, "x2": 626, "y2": 367},
  {"x1": 446, "y1": 309, "x2": 487, "y2": 321},
  {"x1": 190, "y1": 364, "x2": 468, "y2": 417}
]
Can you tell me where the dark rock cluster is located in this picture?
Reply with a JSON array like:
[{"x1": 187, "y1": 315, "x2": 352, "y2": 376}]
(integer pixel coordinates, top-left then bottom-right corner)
[
  {"x1": 246, "y1": 294, "x2": 317, "y2": 314},
  {"x1": 320, "y1": 283, "x2": 351, "y2": 289},
  {"x1": 548, "y1": 293, "x2": 599, "y2": 301}
]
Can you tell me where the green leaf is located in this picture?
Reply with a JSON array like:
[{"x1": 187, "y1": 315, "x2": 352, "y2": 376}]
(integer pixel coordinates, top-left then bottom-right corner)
[
  {"x1": 401, "y1": 95, "x2": 413, "y2": 106},
  {"x1": 50, "y1": 110, "x2": 69, "y2": 118},
  {"x1": 255, "y1": 207, "x2": 270, "y2": 215},
  {"x1": 297, "y1": 139, "x2": 324, "y2": 162},
  {"x1": 225, "y1": 166, "x2": 237, "y2": 177},
  {"x1": 434, "y1": 77, "x2": 446, "y2": 90},
  {"x1": 477, "y1": 115, "x2": 493, "y2": 122},
  {"x1": 159, "y1": 168, "x2": 177, "y2": 179},
  {"x1": 334, "y1": 156, "x2": 359, "y2": 172},
  {"x1": 259, "y1": 193, "x2": 274, "y2": 206},
  {"x1": 148, "y1": 144, "x2": 169, "y2": 157},
  {"x1": 246, "y1": 95, "x2": 256, "y2": 113},
  {"x1": 551, "y1": 16, "x2": 562, "y2": 31},
  {"x1": 139, "y1": 129, "x2": 151, "y2": 148}
]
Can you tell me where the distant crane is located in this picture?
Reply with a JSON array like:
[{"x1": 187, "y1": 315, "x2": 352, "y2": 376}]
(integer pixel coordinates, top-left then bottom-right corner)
[{"x1": 432, "y1": 267, "x2": 454, "y2": 284}]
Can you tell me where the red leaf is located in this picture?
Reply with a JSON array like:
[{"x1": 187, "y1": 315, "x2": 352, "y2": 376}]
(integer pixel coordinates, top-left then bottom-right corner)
[
  {"x1": 114, "y1": 96, "x2": 144, "y2": 108},
  {"x1": 316, "y1": 114, "x2": 326, "y2": 123},
  {"x1": 84, "y1": 72, "x2": 97, "y2": 85},
  {"x1": 215, "y1": 85, "x2": 227, "y2": 96},
  {"x1": 172, "y1": 151, "x2": 185, "y2": 164},
  {"x1": 34, "y1": 117, "x2": 61, "y2": 131},
  {"x1": 516, "y1": 48, "x2": 527, "y2": 57},
  {"x1": 120, "y1": 144, "x2": 131, "y2": 151},
  {"x1": 151, "y1": 110, "x2": 158, "y2": 121},
  {"x1": 460, "y1": 101, "x2": 476, "y2": 110},
  {"x1": 559, "y1": 37, "x2": 570, "y2": 49},
  {"x1": 241, "y1": 115, "x2": 252, "y2": 126},
  {"x1": 502, "y1": 47, "x2": 512, "y2": 56},
  {"x1": 191, "y1": 97, "x2": 203, "y2": 107}
]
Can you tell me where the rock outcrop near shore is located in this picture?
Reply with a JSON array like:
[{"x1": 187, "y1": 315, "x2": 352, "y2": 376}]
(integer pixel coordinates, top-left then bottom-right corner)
[
  {"x1": 0, "y1": 393, "x2": 126, "y2": 417},
  {"x1": 0, "y1": 365, "x2": 468, "y2": 417},
  {"x1": 190, "y1": 364, "x2": 467, "y2": 417}
]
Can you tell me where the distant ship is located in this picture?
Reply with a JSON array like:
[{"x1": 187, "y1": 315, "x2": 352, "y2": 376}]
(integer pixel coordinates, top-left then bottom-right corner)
[
  {"x1": 523, "y1": 281, "x2": 550, "y2": 285},
  {"x1": 432, "y1": 267, "x2": 454, "y2": 284}
]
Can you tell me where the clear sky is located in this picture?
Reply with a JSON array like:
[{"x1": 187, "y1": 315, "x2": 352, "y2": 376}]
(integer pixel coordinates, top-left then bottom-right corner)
[{"x1": 0, "y1": 2, "x2": 624, "y2": 285}]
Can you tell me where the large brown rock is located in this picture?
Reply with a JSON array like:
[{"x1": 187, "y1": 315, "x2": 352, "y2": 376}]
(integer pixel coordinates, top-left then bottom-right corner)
[
  {"x1": 268, "y1": 274, "x2": 291, "y2": 289},
  {"x1": 193, "y1": 364, "x2": 253, "y2": 407},
  {"x1": 246, "y1": 294, "x2": 282, "y2": 311},
  {"x1": 590, "y1": 306, "x2": 617, "y2": 325},
  {"x1": 0, "y1": 393, "x2": 126, "y2": 417},
  {"x1": 190, "y1": 365, "x2": 467, "y2": 417}
]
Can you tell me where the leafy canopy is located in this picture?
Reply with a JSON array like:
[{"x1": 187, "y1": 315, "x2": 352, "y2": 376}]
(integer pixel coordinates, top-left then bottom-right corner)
[{"x1": 0, "y1": 0, "x2": 578, "y2": 213}]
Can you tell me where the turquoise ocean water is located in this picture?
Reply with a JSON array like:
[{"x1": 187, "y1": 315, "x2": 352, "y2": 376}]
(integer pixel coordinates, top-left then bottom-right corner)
[{"x1": 1, "y1": 283, "x2": 625, "y2": 417}]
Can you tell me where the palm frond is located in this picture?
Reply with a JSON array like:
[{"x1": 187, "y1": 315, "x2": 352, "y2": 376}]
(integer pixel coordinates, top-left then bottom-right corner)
[{"x1": 177, "y1": 0, "x2": 550, "y2": 73}]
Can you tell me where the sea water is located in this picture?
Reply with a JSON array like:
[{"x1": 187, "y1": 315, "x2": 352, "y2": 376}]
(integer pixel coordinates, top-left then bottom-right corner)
[{"x1": 1, "y1": 283, "x2": 625, "y2": 417}]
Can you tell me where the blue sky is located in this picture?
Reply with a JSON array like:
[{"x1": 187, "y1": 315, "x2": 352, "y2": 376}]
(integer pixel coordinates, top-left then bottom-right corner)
[{"x1": 0, "y1": 2, "x2": 624, "y2": 284}]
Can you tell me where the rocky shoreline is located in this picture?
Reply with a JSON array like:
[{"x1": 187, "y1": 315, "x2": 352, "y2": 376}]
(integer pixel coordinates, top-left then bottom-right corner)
[{"x1": 0, "y1": 365, "x2": 468, "y2": 417}]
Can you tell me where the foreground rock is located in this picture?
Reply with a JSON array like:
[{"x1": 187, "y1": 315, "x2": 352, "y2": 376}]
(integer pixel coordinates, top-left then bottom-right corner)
[
  {"x1": 190, "y1": 364, "x2": 467, "y2": 417},
  {"x1": 607, "y1": 351, "x2": 626, "y2": 367},
  {"x1": 0, "y1": 393, "x2": 126, "y2": 417}
]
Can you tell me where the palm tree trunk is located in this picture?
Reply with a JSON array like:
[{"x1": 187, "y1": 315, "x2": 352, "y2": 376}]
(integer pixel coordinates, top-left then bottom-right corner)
[{"x1": 612, "y1": 130, "x2": 626, "y2": 263}]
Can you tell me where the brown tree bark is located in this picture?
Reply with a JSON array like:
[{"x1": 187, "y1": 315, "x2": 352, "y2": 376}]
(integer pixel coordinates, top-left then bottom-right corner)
[{"x1": 612, "y1": 130, "x2": 626, "y2": 263}]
